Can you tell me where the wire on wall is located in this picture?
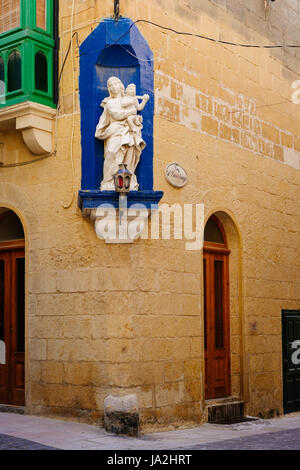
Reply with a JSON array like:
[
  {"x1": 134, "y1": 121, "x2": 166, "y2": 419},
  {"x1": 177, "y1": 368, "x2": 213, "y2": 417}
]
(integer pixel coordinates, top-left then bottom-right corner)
[
  {"x1": 61, "y1": 0, "x2": 76, "y2": 210},
  {"x1": 109, "y1": 18, "x2": 300, "y2": 50},
  {"x1": 2, "y1": 12, "x2": 300, "y2": 170},
  {"x1": 0, "y1": 154, "x2": 55, "y2": 168}
]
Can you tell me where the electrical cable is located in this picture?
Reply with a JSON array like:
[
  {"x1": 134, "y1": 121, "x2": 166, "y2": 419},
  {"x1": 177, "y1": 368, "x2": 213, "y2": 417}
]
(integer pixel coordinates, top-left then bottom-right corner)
[
  {"x1": 58, "y1": 32, "x2": 79, "y2": 86},
  {"x1": 2, "y1": 15, "x2": 299, "y2": 169},
  {"x1": 108, "y1": 19, "x2": 300, "y2": 50},
  {"x1": 79, "y1": 16, "x2": 300, "y2": 61},
  {"x1": 61, "y1": 0, "x2": 76, "y2": 209},
  {"x1": 0, "y1": 153, "x2": 56, "y2": 168}
]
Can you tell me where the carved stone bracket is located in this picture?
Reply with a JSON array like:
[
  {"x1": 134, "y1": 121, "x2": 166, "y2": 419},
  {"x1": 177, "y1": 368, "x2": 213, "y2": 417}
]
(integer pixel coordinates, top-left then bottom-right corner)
[
  {"x1": 78, "y1": 190, "x2": 164, "y2": 244},
  {"x1": 90, "y1": 206, "x2": 150, "y2": 244},
  {"x1": 0, "y1": 101, "x2": 56, "y2": 154}
]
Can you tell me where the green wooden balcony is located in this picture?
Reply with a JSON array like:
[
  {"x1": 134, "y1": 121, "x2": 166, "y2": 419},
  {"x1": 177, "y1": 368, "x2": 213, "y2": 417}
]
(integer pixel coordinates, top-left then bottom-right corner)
[{"x1": 0, "y1": 0, "x2": 57, "y2": 109}]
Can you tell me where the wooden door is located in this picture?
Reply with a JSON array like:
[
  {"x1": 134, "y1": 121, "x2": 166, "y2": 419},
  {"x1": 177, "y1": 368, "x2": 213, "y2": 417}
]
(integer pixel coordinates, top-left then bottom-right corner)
[
  {"x1": 204, "y1": 246, "x2": 231, "y2": 400},
  {"x1": 282, "y1": 310, "x2": 300, "y2": 413},
  {"x1": 0, "y1": 242, "x2": 25, "y2": 406}
]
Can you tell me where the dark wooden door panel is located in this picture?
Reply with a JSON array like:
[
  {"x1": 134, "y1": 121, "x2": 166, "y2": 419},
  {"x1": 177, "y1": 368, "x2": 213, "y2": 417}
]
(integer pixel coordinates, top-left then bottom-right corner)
[
  {"x1": 0, "y1": 253, "x2": 9, "y2": 404},
  {"x1": 14, "y1": 359, "x2": 25, "y2": 389},
  {"x1": 204, "y1": 249, "x2": 231, "y2": 400},
  {"x1": 0, "y1": 246, "x2": 25, "y2": 405}
]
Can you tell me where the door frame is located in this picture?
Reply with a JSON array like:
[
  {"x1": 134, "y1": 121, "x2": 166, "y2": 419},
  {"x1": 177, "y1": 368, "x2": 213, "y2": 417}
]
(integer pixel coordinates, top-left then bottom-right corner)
[
  {"x1": 0, "y1": 238, "x2": 25, "y2": 406},
  {"x1": 203, "y1": 215, "x2": 231, "y2": 400},
  {"x1": 0, "y1": 240, "x2": 25, "y2": 252},
  {"x1": 282, "y1": 309, "x2": 300, "y2": 414}
]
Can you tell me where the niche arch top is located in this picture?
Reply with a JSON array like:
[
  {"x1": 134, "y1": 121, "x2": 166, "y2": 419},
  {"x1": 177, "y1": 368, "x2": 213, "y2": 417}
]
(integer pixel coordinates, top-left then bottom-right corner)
[
  {"x1": 78, "y1": 17, "x2": 163, "y2": 216},
  {"x1": 96, "y1": 44, "x2": 139, "y2": 68}
]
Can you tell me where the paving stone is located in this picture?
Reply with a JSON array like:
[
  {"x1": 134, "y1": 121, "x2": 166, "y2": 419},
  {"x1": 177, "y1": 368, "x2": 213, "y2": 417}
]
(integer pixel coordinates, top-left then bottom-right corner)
[
  {"x1": 0, "y1": 433, "x2": 58, "y2": 450},
  {"x1": 182, "y1": 428, "x2": 300, "y2": 450}
]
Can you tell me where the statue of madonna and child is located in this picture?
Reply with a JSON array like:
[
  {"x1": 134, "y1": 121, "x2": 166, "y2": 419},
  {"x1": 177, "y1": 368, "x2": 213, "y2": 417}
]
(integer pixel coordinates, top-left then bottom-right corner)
[{"x1": 95, "y1": 76, "x2": 150, "y2": 191}]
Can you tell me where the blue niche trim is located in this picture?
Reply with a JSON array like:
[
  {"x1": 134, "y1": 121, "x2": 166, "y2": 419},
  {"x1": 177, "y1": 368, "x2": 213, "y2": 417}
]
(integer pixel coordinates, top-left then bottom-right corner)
[
  {"x1": 79, "y1": 17, "x2": 160, "y2": 209},
  {"x1": 78, "y1": 190, "x2": 164, "y2": 214}
]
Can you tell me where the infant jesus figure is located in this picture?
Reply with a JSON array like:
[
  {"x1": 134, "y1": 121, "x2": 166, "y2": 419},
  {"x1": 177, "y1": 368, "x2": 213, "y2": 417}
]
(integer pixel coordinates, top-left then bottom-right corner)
[{"x1": 123, "y1": 83, "x2": 150, "y2": 132}]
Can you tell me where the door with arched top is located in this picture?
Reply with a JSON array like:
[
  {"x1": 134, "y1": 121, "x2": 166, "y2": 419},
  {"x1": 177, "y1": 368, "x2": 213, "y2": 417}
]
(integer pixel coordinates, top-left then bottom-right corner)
[
  {"x1": 0, "y1": 209, "x2": 25, "y2": 406},
  {"x1": 204, "y1": 215, "x2": 231, "y2": 399}
]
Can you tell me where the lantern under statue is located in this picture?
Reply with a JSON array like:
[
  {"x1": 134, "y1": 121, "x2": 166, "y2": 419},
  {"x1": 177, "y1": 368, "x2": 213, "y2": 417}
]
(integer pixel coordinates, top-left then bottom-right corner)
[
  {"x1": 114, "y1": 164, "x2": 132, "y2": 194},
  {"x1": 95, "y1": 76, "x2": 150, "y2": 191}
]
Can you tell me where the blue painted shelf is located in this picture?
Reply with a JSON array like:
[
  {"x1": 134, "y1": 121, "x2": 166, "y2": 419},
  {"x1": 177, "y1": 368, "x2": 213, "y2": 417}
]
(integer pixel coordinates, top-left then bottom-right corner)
[{"x1": 78, "y1": 190, "x2": 164, "y2": 216}]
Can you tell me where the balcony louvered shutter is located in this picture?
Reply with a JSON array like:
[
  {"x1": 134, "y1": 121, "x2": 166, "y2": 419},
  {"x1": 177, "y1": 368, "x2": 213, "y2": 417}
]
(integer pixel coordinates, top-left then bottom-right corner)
[
  {"x1": 36, "y1": 0, "x2": 46, "y2": 30},
  {"x1": 0, "y1": 0, "x2": 20, "y2": 34}
]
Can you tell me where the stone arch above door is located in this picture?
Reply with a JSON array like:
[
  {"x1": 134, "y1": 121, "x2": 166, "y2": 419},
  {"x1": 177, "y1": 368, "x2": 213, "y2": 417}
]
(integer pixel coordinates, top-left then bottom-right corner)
[{"x1": 0, "y1": 183, "x2": 38, "y2": 246}]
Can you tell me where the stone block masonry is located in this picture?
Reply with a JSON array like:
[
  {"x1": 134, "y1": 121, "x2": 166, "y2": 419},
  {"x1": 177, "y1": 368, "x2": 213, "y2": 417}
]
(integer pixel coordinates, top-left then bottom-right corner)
[
  {"x1": 0, "y1": 0, "x2": 299, "y2": 430},
  {"x1": 155, "y1": 72, "x2": 299, "y2": 169}
]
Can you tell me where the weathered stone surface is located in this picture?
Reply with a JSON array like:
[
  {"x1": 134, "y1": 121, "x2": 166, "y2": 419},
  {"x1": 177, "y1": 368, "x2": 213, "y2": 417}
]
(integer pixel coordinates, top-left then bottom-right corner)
[
  {"x1": 0, "y1": 0, "x2": 299, "y2": 430},
  {"x1": 104, "y1": 395, "x2": 139, "y2": 436},
  {"x1": 104, "y1": 394, "x2": 138, "y2": 414}
]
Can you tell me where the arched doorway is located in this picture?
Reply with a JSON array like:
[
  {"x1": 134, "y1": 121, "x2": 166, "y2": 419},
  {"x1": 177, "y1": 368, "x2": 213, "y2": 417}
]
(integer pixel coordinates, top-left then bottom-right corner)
[
  {"x1": 0, "y1": 208, "x2": 25, "y2": 406},
  {"x1": 203, "y1": 215, "x2": 231, "y2": 399}
]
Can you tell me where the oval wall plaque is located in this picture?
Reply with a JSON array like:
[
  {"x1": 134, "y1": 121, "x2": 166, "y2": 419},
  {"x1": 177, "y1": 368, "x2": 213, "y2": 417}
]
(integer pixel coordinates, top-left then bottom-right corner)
[{"x1": 165, "y1": 162, "x2": 187, "y2": 188}]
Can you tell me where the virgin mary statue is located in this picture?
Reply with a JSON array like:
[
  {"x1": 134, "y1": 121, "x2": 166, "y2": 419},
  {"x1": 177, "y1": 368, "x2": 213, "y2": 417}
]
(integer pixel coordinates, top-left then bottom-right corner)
[{"x1": 95, "y1": 76, "x2": 147, "y2": 191}]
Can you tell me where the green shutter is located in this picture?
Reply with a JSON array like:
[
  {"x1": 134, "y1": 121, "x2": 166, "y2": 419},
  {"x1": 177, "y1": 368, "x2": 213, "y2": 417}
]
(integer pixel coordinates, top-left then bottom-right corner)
[{"x1": 0, "y1": 0, "x2": 56, "y2": 109}]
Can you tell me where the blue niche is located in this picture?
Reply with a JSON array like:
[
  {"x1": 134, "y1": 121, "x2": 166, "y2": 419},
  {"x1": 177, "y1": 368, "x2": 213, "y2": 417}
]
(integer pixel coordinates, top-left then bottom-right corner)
[{"x1": 78, "y1": 17, "x2": 163, "y2": 212}]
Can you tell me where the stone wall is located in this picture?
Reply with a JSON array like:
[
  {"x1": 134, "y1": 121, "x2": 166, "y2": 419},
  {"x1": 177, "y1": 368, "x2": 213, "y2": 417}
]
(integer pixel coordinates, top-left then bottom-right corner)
[{"x1": 0, "y1": 0, "x2": 299, "y2": 428}]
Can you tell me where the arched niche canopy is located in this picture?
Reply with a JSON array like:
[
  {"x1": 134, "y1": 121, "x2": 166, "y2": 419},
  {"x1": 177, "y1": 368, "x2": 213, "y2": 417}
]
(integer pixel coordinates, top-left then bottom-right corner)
[{"x1": 78, "y1": 17, "x2": 163, "y2": 216}]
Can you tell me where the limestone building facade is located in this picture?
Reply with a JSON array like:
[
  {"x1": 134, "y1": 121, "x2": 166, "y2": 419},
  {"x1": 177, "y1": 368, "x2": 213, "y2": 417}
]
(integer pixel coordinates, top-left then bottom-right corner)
[{"x1": 0, "y1": 0, "x2": 299, "y2": 430}]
